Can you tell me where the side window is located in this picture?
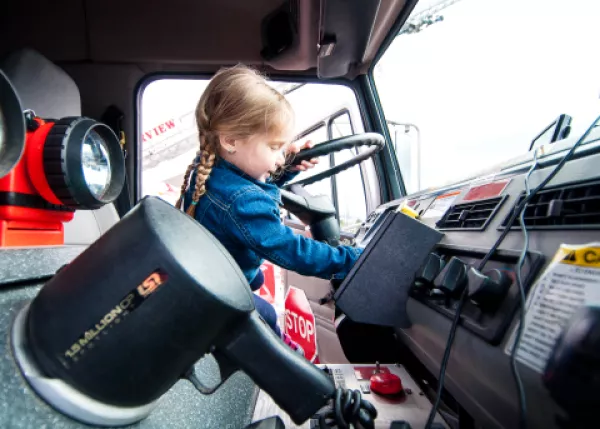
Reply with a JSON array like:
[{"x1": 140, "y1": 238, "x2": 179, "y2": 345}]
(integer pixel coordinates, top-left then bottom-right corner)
[
  {"x1": 330, "y1": 112, "x2": 367, "y2": 233},
  {"x1": 140, "y1": 79, "x2": 210, "y2": 205}
]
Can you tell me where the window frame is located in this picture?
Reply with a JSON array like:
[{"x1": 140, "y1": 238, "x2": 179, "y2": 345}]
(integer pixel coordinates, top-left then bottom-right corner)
[{"x1": 327, "y1": 109, "x2": 370, "y2": 231}]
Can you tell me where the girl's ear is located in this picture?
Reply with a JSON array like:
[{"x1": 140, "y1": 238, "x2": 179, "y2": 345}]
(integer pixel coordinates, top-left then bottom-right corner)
[{"x1": 219, "y1": 135, "x2": 237, "y2": 154}]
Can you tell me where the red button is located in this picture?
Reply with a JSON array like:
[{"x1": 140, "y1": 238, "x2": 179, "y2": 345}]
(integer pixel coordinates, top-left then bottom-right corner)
[{"x1": 370, "y1": 371, "x2": 403, "y2": 395}]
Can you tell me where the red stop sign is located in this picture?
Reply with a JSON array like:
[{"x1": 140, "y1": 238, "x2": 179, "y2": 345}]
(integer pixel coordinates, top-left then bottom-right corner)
[{"x1": 284, "y1": 286, "x2": 318, "y2": 362}]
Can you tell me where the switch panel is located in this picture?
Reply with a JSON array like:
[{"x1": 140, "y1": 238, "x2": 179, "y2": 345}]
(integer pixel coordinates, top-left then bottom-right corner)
[{"x1": 410, "y1": 245, "x2": 545, "y2": 344}]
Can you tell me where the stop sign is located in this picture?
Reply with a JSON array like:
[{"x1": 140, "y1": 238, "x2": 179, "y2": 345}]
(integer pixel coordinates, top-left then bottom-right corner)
[{"x1": 284, "y1": 286, "x2": 318, "y2": 362}]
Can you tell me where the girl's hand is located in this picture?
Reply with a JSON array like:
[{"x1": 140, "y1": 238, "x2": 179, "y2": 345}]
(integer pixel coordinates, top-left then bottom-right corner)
[{"x1": 287, "y1": 140, "x2": 319, "y2": 172}]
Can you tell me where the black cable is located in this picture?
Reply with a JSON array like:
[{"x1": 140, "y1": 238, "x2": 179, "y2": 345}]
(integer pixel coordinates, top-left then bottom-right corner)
[
  {"x1": 424, "y1": 287, "x2": 468, "y2": 428},
  {"x1": 424, "y1": 115, "x2": 600, "y2": 429},
  {"x1": 318, "y1": 388, "x2": 377, "y2": 429},
  {"x1": 510, "y1": 149, "x2": 538, "y2": 429}
]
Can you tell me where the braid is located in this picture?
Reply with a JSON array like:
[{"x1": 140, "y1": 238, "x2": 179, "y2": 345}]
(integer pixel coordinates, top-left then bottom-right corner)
[
  {"x1": 177, "y1": 64, "x2": 295, "y2": 214},
  {"x1": 175, "y1": 147, "x2": 202, "y2": 210},
  {"x1": 185, "y1": 134, "x2": 218, "y2": 217}
]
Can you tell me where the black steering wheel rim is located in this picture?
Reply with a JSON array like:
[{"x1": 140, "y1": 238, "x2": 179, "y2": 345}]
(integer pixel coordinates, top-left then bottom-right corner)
[{"x1": 282, "y1": 132, "x2": 385, "y2": 189}]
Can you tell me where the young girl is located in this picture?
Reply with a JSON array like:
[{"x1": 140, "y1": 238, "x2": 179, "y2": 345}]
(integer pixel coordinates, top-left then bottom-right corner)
[{"x1": 177, "y1": 65, "x2": 363, "y2": 355}]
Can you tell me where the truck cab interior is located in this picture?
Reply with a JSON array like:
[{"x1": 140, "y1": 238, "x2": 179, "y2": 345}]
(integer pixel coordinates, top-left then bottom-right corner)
[{"x1": 1, "y1": 1, "x2": 599, "y2": 428}]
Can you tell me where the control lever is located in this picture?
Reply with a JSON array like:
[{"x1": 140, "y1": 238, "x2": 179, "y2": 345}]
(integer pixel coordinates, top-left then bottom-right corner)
[
  {"x1": 414, "y1": 253, "x2": 445, "y2": 289},
  {"x1": 369, "y1": 362, "x2": 403, "y2": 396},
  {"x1": 435, "y1": 257, "x2": 468, "y2": 297},
  {"x1": 466, "y1": 268, "x2": 511, "y2": 310}
]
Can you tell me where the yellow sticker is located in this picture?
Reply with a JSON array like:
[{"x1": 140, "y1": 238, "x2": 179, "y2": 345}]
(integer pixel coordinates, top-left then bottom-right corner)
[{"x1": 552, "y1": 244, "x2": 600, "y2": 267}]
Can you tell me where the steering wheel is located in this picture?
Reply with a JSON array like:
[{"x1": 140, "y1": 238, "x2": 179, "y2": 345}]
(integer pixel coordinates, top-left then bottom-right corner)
[
  {"x1": 280, "y1": 133, "x2": 385, "y2": 245},
  {"x1": 282, "y1": 132, "x2": 385, "y2": 189}
]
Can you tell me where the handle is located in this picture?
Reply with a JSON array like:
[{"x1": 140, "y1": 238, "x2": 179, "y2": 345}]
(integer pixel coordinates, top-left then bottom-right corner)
[{"x1": 215, "y1": 311, "x2": 335, "y2": 425}]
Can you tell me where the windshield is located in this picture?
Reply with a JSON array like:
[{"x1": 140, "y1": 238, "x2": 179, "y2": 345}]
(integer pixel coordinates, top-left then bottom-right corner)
[{"x1": 374, "y1": 0, "x2": 600, "y2": 194}]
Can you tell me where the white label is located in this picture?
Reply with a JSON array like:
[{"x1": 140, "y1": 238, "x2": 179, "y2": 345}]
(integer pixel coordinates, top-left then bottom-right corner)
[
  {"x1": 505, "y1": 243, "x2": 600, "y2": 373},
  {"x1": 421, "y1": 192, "x2": 460, "y2": 219}
]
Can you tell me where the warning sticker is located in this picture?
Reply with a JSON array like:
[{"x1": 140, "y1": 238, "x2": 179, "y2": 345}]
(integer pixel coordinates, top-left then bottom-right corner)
[
  {"x1": 421, "y1": 191, "x2": 461, "y2": 219},
  {"x1": 462, "y1": 179, "x2": 510, "y2": 202},
  {"x1": 505, "y1": 243, "x2": 600, "y2": 373}
]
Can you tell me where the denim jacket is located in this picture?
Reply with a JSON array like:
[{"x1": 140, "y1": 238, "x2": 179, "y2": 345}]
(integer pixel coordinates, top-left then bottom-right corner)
[{"x1": 183, "y1": 158, "x2": 363, "y2": 289}]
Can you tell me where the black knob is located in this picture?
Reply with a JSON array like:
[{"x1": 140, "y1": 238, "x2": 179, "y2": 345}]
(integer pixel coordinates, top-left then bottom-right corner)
[
  {"x1": 467, "y1": 268, "x2": 511, "y2": 310},
  {"x1": 435, "y1": 257, "x2": 468, "y2": 297},
  {"x1": 414, "y1": 253, "x2": 444, "y2": 289}
]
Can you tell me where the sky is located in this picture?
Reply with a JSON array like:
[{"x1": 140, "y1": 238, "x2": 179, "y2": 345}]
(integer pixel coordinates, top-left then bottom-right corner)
[{"x1": 374, "y1": 0, "x2": 600, "y2": 191}]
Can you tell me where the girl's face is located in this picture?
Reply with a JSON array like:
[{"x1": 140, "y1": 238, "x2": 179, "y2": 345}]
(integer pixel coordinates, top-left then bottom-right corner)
[{"x1": 223, "y1": 131, "x2": 291, "y2": 182}]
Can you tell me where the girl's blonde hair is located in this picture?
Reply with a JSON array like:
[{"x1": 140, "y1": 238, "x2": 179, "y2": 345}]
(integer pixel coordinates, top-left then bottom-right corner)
[{"x1": 176, "y1": 64, "x2": 294, "y2": 216}]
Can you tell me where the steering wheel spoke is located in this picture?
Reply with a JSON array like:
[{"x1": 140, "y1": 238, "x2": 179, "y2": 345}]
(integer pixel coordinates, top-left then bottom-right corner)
[{"x1": 280, "y1": 133, "x2": 385, "y2": 243}]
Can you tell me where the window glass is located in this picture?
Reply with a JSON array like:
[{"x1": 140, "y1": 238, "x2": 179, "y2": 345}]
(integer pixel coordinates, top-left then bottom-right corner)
[{"x1": 374, "y1": 0, "x2": 600, "y2": 194}]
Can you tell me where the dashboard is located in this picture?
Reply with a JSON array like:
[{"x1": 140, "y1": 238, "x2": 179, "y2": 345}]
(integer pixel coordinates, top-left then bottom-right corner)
[{"x1": 344, "y1": 132, "x2": 600, "y2": 429}]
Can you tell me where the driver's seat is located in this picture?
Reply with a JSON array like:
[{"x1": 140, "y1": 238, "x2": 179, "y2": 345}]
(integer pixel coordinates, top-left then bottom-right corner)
[{"x1": 1, "y1": 48, "x2": 121, "y2": 244}]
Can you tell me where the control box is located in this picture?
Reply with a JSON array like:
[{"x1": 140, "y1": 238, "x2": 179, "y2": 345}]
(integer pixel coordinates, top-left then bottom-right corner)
[{"x1": 410, "y1": 245, "x2": 545, "y2": 344}]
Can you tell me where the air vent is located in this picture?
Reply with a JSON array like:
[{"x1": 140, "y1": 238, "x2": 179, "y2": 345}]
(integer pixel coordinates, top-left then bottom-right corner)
[
  {"x1": 436, "y1": 197, "x2": 506, "y2": 230},
  {"x1": 502, "y1": 179, "x2": 600, "y2": 229}
]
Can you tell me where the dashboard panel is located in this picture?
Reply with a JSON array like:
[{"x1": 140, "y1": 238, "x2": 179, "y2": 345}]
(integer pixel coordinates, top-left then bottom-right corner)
[{"x1": 348, "y1": 134, "x2": 600, "y2": 429}]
